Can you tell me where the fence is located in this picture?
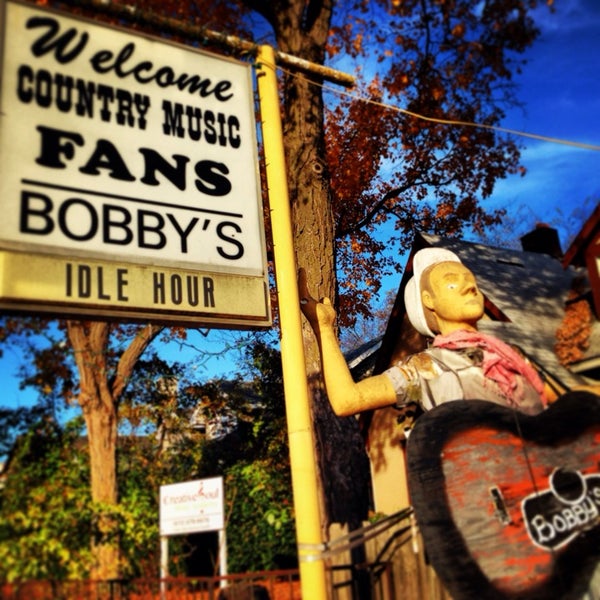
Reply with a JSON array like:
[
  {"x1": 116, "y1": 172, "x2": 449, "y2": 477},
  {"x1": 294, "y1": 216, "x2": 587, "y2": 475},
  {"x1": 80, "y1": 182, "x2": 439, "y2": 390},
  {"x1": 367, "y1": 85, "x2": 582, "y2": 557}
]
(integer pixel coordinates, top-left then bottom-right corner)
[
  {"x1": 0, "y1": 570, "x2": 301, "y2": 600},
  {"x1": 1, "y1": 510, "x2": 449, "y2": 600},
  {"x1": 324, "y1": 508, "x2": 450, "y2": 600}
]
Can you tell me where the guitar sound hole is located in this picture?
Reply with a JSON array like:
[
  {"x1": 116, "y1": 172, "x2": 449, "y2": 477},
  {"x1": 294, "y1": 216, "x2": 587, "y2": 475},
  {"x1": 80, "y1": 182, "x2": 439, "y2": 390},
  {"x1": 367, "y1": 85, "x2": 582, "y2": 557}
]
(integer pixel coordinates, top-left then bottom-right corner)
[{"x1": 550, "y1": 467, "x2": 585, "y2": 503}]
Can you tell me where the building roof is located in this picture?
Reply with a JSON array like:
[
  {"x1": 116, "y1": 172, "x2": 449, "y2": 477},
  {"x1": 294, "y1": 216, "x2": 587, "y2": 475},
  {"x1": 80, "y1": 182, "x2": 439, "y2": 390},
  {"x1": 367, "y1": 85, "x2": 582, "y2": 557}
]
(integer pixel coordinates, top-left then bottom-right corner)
[{"x1": 346, "y1": 336, "x2": 383, "y2": 380}]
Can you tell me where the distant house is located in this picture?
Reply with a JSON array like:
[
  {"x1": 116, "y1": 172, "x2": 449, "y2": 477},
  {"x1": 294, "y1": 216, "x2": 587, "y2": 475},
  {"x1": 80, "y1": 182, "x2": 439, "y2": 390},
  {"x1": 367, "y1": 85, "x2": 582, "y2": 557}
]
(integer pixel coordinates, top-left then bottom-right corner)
[
  {"x1": 360, "y1": 215, "x2": 600, "y2": 515},
  {"x1": 191, "y1": 398, "x2": 239, "y2": 441},
  {"x1": 561, "y1": 202, "x2": 600, "y2": 379}
]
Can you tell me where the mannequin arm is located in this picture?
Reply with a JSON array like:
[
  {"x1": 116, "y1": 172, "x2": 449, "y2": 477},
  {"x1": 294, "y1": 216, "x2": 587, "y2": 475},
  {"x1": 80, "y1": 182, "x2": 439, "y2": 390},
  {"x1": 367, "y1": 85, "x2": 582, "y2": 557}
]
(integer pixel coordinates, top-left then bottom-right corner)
[{"x1": 298, "y1": 269, "x2": 397, "y2": 416}]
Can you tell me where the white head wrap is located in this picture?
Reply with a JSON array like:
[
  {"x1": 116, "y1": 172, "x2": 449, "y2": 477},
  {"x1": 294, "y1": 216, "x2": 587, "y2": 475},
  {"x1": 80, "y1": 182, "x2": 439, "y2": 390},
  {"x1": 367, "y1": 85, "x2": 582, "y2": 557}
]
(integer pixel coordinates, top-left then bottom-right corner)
[{"x1": 404, "y1": 248, "x2": 462, "y2": 337}]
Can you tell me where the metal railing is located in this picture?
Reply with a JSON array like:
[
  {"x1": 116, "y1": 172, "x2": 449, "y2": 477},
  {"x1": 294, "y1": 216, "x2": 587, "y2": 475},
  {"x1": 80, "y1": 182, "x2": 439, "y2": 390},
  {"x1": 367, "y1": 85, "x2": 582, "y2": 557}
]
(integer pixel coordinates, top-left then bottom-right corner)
[
  {"x1": 0, "y1": 569, "x2": 300, "y2": 600},
  {"x1": 323, "y1": 507, "x2": 449, "y2": 600}
]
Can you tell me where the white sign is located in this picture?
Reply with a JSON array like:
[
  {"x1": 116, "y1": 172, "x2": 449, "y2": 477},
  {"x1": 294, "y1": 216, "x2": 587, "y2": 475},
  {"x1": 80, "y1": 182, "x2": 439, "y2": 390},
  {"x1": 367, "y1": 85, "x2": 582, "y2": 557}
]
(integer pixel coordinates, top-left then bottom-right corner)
[
  {"x1": 0, "y1": 0, "x2": 270, "y2": 326},
  {"x1": 160, "y1": 477, "x2": 224, "y2": 536}
]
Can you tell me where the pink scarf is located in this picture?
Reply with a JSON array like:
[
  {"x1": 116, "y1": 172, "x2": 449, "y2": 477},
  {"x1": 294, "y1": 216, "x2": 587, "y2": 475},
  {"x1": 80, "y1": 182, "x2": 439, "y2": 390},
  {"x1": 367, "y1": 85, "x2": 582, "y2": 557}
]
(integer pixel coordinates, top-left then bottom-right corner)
[{"x1": 433, "y1": 330, "x2": 547, "y2": 407}]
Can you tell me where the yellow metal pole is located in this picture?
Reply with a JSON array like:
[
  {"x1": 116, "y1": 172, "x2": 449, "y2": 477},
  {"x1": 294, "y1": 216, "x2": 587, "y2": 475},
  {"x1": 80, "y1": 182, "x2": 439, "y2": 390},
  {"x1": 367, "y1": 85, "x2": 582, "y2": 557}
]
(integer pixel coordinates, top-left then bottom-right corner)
[{"x1": 256, "y1": 44, "x2": 328, "y2": 600}]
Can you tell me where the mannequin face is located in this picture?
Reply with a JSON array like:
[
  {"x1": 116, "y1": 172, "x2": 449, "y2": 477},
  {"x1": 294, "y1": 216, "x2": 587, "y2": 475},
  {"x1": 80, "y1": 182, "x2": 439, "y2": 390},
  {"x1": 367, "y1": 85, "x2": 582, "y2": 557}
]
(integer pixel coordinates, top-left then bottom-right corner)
[{"x1": 421, "y1": 261, "x2": 484, "y2": 334}]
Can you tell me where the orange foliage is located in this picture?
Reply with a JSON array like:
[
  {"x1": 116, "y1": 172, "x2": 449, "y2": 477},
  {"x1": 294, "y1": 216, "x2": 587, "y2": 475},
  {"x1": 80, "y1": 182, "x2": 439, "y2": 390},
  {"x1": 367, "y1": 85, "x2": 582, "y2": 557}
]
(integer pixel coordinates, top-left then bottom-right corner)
[
  {"x1": 42, "y1": 0, "x2": 253, "y2": 52},
  {"x1": 324, "y1": 0, "x2": 541, "y2": 324},
  {"x1": 555, "y1": 281, "x2": 593, "y2": 366}
]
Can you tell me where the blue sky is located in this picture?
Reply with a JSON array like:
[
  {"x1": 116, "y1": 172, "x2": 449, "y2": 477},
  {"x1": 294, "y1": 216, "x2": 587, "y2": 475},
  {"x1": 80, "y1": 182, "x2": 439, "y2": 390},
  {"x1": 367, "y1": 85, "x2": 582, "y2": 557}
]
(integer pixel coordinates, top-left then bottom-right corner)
[
  {"x1": 1, "y1": 0, "x2": 599, "y2": 416},
  {"x1": 491, "y1": 0, "x2": 600, "y2": 246}
]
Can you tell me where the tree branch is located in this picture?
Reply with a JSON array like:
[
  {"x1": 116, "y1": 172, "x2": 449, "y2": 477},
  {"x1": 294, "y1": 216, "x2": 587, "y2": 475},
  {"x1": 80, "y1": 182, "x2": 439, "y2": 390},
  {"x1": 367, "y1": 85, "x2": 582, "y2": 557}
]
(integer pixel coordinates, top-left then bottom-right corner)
[
  {"x1": 112, "y1": 324, "x2": 163, "y2": 401},
  {"x1": 336, "y1": 184, "x2": 411, "y2": 238}
]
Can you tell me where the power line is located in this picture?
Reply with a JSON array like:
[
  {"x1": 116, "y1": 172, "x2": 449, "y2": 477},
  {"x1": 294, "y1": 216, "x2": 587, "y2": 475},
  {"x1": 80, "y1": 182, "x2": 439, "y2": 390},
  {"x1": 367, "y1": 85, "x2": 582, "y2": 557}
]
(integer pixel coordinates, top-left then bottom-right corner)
[{"x1": 267, "y1": 61, "x2": 600, "y2": 152}]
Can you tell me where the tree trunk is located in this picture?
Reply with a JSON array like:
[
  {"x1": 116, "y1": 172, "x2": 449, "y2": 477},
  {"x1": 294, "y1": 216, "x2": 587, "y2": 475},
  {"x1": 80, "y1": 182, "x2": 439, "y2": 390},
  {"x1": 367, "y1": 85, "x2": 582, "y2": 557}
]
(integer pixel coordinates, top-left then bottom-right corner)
[
  {"x1": 86, "y1": 389, "x2": 119, "y2": 580},
  {"x1": 68, "y1": 321, "x2": 162, "y2": 579},
  {"x1": 269, "y1": 0, "x2": 372, "y2": 531},
  {"x1": 68, "y1": 321, "x2": 119, "y2": 580}
]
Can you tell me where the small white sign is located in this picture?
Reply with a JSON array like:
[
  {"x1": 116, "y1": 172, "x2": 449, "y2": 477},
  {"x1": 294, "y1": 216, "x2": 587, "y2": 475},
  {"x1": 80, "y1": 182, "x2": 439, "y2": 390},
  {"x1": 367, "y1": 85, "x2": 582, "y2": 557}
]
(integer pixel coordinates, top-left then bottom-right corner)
[{"x1": 160, "y1": 477, "x2": 224, "y2": 536}]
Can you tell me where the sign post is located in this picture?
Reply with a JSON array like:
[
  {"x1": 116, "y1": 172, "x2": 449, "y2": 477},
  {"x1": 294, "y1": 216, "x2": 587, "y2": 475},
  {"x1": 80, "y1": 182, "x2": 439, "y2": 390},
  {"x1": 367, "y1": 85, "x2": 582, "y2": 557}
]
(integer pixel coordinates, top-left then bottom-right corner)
[
  {"x1": 256, "y1": 45, "x2": 328, "y2": 600},
  {"x1": 159, "y1": 477, "x2": 226, "y2": 593}
]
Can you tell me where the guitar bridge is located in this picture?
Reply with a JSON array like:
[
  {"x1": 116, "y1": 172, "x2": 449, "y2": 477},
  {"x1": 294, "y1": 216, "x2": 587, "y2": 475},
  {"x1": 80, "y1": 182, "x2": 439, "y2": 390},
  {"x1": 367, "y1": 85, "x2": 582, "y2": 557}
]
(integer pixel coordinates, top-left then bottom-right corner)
[{"x1": 490, "y1": 486, "x2": 512, "y2": 525}]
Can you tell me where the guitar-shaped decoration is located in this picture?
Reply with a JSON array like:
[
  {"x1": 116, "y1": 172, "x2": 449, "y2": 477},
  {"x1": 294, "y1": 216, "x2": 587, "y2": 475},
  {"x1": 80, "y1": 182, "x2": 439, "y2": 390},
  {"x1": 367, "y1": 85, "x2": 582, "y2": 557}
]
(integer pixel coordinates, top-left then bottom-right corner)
[{"x1": 406, "y1": 391, "x2": 600, "y2": 600}]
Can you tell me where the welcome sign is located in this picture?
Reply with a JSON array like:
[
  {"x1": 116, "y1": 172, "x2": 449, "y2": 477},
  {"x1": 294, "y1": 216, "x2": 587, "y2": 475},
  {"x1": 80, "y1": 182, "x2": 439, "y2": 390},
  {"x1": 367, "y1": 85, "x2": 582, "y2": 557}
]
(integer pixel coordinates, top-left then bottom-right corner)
[{"x1": 0, "y1": 0, "x2": 270, "y2": 327}]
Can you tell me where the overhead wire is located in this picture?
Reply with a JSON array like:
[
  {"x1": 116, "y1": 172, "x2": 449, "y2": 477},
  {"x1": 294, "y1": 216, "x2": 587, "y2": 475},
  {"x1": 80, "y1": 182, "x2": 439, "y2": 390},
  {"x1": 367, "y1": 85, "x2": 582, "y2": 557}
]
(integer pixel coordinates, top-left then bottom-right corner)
[{"x1": 266, "y1": 60, "x2": 600, "y2": 152}]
